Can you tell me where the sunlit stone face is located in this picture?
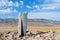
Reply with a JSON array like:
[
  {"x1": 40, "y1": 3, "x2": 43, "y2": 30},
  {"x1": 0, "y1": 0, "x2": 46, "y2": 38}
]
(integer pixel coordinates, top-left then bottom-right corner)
[{"x1": 18, "y1": 13, "x2": 28, "y2": 36}]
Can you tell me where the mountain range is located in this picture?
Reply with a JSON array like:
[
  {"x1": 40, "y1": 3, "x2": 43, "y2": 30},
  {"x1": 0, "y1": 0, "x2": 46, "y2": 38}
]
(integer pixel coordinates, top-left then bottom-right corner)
[{"x1": 0, "y1": 18, "x2": 60, "y2": 25}]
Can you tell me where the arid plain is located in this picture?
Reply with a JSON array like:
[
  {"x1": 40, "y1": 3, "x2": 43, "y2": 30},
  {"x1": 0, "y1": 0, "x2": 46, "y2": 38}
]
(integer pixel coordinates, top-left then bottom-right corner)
[{"x1": 0, "y1": 19, "x2": 60, "y2": 33}]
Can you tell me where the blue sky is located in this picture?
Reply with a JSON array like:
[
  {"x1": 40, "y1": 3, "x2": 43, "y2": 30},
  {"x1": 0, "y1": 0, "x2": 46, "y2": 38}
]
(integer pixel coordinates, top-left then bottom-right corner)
[{"x1": 0, "y1": 0, "x2": 60, "y2": 21}]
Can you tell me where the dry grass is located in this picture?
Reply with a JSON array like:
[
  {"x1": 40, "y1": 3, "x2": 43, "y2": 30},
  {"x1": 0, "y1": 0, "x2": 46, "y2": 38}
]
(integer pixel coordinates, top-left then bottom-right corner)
[
  {"x1": 0, "y1": 27, "x2": 18, "y2": 34},
  {"x1": 0, "y1": 25, "x2": 60, "y2": 33},
  {"x1": 27, "y1": 25, "x2": 60, "y2": 32}
]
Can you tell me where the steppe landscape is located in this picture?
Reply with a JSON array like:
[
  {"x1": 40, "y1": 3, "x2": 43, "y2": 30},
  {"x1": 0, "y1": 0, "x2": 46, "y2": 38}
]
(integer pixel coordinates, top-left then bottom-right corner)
[
  {"x1": 0, "y1": 18, "x2": 60, "y2": 33},
  {"x1": 0, "y1": 18, "x2": 60, "y2": 40},
  {"x1": 0, "y1": 0, "x2": 60, "y2": 40}
]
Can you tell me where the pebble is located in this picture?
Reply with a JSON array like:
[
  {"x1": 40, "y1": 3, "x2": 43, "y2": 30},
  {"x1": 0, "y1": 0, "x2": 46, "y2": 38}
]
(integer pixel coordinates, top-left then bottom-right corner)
[{"x1": 0, "y1": 30, "x2": 60, "y2": 40}]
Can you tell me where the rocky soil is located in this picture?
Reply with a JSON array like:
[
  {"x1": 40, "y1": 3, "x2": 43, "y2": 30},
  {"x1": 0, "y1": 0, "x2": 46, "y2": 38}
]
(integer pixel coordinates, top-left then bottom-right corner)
[{"x1": 0, "y1": 30, "x2": 60, "y2": 40}]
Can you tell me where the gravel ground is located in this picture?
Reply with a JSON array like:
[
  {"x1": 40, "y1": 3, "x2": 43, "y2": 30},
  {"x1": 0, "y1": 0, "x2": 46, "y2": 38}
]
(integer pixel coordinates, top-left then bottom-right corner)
[{"x1": 0, "y1": 30, "x2": 60, "y2": 40}]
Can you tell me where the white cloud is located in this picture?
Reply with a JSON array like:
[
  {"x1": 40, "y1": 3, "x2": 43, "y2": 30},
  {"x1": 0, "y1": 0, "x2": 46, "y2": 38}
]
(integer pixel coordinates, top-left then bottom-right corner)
[
  {"x1": 42, "y1": 6, "x2": 57, "y2": 10},
  {"x1": 14, "y1": 2, "x2": 19, "y2": 7},
  {"x1": 33, "y1": 5, "x2": 40, "y2": 9},
  {"x1": 19, "y1": 1, "x2": 24, "y2": 8},
  {"x1": 40, "y1": 0, "x2": 60, "y2": 10},
  {"x1": 20, "y1": 1, "x2": 24, "y2": 6},
  {"x1": 7, "y1": 16, "x2": 13, "y2": 18},
  {"x1": 13, "y1": 9, "x2": 18, "y2": 12},
  {"x1": 28, "y1": 11, "x2": 60, "y2": 21},
  {"x1": 40, "y1": 3, "x2": 60, "y2": 10},
  {"x1": 0, "y1": 8, "x2": 18, "y2": 14},
  {"x1": 54, "y1": 0, "x2": 60, "y2": 3},
  {"x1": 0, "y1": 0, "x2": 8, "y2": 6},
  {"x1": 45, "y1": 0, "x2": 60, "y2": 3},
  {"x1": 26, "y1": 5, "x2": 31, "y2": 8},
  {"x1": 0, "y1": 0, "x2": 19, "y2": 7},
  {"x1": 8, "y1": 1, "x2": 14, "y2": 6}
]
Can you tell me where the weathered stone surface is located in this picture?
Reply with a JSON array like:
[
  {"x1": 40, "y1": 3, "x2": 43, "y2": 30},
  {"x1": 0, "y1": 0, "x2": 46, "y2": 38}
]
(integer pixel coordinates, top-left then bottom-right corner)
[{"x1": 0, "y1": 30, "x2": 60, "y2": 40}]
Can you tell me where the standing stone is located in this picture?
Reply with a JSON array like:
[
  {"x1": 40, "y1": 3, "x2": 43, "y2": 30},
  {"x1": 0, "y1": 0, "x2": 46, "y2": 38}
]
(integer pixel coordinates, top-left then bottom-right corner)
[
  {"x1": 18, "y1": 13, "x2": 22, "y2": 35},
  {"x1": 18, "y1": 12, "x2": 28, "y2": 36},
  {"x1": 22, "y1": 13, "x2": 27, "y2": 36}
]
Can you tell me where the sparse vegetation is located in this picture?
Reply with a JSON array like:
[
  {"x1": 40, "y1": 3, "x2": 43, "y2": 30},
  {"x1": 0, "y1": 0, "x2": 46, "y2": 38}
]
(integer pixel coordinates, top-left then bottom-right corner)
[{"x1": 0, "y1": 18, "x2": 60, "y2": 40}]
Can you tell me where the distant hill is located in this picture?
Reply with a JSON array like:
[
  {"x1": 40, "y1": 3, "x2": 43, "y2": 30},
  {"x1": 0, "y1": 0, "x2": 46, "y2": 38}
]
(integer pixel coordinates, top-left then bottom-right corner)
[
  {"x1": 0, "y1": 18, "x2": 18, "y2": 23},
  {"x1": 0, "y1": 18, "x2": 60, "y2": 25},
  {"x1": 28, "y1": 19, "x2": 60, "y2": 25}
]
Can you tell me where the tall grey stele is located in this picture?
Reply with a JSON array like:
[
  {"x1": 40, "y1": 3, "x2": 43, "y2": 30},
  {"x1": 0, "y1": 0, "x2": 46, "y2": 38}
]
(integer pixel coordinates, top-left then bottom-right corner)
[{"x1": 18, "y1": 13, "x2": 27, "y2": 36}]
